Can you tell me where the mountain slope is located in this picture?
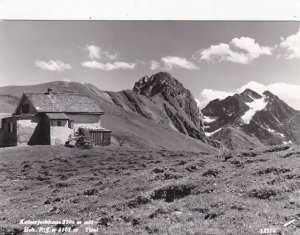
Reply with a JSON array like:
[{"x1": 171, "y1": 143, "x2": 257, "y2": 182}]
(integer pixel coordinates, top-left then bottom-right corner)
[
  {"x1": 103, "y1": 72, "x2": 207, "y2": 142},
  {"x1": 0, "y1": 80, "x2": 215, "y2": 152},
  {"x1": 202, "y1": 89, "x2": 300, "y2": 148},
  {"x1": 212, "y1": 126, "x2": 265, "y2": 150},
  {"x1": 0, "y1": 81, "x2": 85, "y2": 113}
]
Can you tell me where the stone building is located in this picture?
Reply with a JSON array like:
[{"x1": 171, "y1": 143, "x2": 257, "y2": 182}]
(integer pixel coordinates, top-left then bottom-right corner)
[{"x1": 0, "y1": 89, "x2": 111, "y2": 147}]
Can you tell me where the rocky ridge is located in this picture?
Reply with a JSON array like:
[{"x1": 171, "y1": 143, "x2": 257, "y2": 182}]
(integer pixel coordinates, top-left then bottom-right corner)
[
  {"x1": 202, "y1": 89, "x2": 300, "y2": 148},
  {"x1": 107, "y1": 72, "x2": 207, "y2": 142}
]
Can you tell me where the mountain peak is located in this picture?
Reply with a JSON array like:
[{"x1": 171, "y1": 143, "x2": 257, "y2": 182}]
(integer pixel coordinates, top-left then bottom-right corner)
[
  {"x1": 263, "y1": 90, "x2": 278, "y2": 99},
  {"x1": 202, "y1": 86, "x2": 300, "y2": 148},
  {"x1": 133, "y1": 72, "x2": 185, "y2": 97},
  {"x1": 241, "y1": 88, "x2": 255, "y2": 94},
  {"x1": 132, "y1": 72, "x2": 206, "y2": 141},
  {"x1": 239, "y1": 89, "x2": 262, "y2": 101}
]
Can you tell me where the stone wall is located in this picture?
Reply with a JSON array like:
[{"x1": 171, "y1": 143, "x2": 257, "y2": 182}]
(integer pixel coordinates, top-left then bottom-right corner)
[
  {"x1": 1, "y1": 117, "x2": 17, "y2": 147},
  {"x1": 16, "y1": 118, "x2": 38, "y2": 146},
  {"x1": 0, "y1": 113, "x2": 105, "y2": 147},
  {"x1": 50, "y1": 120, "x2": 74, "y2": 145},
  {"x1": 28, "y1": 114, "x2": 50, "y2": 145},
  {"x1": 67, "y1": 114, "x2": 101, "y2": 128},
  {"x1": 69, "y1": 114, "x2": 102, "y2": 131},
  {"x1": 0, "y1": 116, "x2": 40, "y2": 147},
  {"x1": 0, "y1": 113, "x2": 11, "y2": 128},
  {"x1": 0, "y1": 129, "x2": 4, "y2": 147}
]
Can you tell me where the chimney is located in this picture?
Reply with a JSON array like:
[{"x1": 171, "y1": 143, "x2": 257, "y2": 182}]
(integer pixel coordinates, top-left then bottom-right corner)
[{"x1": 45, "y1": 88, "x2": 52, "y2": 95}]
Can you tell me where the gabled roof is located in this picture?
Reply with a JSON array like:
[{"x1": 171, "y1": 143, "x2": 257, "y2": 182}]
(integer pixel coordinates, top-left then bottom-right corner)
[
  {"x1": 22, "y1": 92, "x2": 103, "y2": 113},
  {"x1": 45, "y1": 113, "x2": 69, "y2": 119}
]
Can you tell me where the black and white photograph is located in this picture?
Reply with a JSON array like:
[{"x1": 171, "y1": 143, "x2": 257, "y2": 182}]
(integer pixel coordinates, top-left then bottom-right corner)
[{"x1": 1, "y1": 2, "x2": 300, "y2": 234}]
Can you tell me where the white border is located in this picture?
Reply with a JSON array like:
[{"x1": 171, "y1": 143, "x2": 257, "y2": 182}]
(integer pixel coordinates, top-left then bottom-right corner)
[{"x1": 0, "y1": 0, "x2": 299, "y2": 20}]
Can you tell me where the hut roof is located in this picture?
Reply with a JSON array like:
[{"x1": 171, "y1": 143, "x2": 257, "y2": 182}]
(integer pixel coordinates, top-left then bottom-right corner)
[
  {"x1": 24, "y1": 92, "x2": 103, "y2": 113},
  {"x1": 45, "y1": 113, "x2": 69, "y2": 120}
]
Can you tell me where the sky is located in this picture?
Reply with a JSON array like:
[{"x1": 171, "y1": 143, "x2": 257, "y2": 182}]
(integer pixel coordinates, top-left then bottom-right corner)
[{"x1": 1, "y1": 21, "x2": 300, "y2": 109}]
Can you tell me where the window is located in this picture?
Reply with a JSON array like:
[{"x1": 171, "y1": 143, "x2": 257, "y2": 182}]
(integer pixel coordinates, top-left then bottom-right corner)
[
  {"x1": 68, "y1": 120, "x2": 74, "y2": 129},
  {"x1": 8, "y1": 122, "x2": 13, "y2": 133},
  {"x1": 51, "y1": 120, "x2": 64, "y2": 126},
  {"x1": 21, "y1": 104, "x2": 30, "y2": 114}
]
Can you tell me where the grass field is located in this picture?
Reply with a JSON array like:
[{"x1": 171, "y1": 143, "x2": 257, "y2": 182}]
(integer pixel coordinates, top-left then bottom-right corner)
[{"x1": 1, "y1": 145, "x2": 300, "y2": 234}]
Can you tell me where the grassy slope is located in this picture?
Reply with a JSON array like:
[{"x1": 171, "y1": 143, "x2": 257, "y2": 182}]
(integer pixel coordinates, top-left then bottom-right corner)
[
  {"x1": 1, "y1": 145, "x2": 300, "y2": 234},
  {"x1": 70, "y1": 82, "x2": 214, "y2": 152},
  {"x1": 213, "y1": 126, "x2": 265, "y2": 150},
  {"x1": 0, "y1": 81, "x2": 80, "y2": 114},
  {"x1": 0, "y1": 82, "x2": 77, "y2": 97}
]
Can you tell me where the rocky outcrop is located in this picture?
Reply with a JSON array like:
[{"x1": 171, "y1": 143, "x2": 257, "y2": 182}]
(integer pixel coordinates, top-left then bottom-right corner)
[
  {"x1": 134, "y1": 72, "x2": 206, "y2": 141},
  {"x1": 133, "y1": 72, "x2": 203, "y2": 128},
  {"x1": 202, "y1": 88, "x2": 300, "y2": 148},
  {"x1": 108, "y1": 72, "x2": 207, "y2": 142}
]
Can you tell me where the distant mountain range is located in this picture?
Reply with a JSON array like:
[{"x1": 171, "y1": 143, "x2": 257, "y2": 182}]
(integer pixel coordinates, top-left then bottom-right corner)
[
  {"x1": 0, "y1": 72, "x2": 299, "y2": 150},
  {"x1": 202, "y1": 88, "x2": 300, "y2": 149}
]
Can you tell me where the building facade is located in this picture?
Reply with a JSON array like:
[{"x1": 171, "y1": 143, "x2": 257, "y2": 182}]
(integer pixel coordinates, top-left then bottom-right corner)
[{"x1": 0, "y1": 90, "x2": 111, "y2": 147}]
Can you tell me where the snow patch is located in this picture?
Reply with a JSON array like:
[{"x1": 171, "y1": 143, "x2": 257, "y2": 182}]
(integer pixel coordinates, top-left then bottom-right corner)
[
  {"x1": 271, "y1": 114, "x2": 281, "y2": 123},
  {"x1": 247, "y1": 93, "x2": 255, "y2": 101},
  {"x1": 168, "y1": 120, "x2": 179, "y2": 132},
  {"x1": 266, "y1": 127, "x2": 275, "y2": 133},
  {"x1": 264, "y1": 125, "x2": 285, "y2": 137},
  {"x1": 241, "y1": 96, "x2": 268, "y2": 124},
  {"x1": 205, "y1": 128, "x2": 222, "y2": 137},
  {"x1": 203, "y1": 116, "x2": 216, "y2": 123},
  {"x1": 283, "y1": 140, "x2": 292, "y2": 145},
  {"x1": 144, "y1": 76, "x2": 149, "y2": 83},
  {"x1": 277, "y1": 133, "x2": 285, "y2": 138}
]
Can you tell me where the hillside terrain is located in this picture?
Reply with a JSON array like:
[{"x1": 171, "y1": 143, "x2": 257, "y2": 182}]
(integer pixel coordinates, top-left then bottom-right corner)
[
  {"x1": 202, "y1": 89, "x2": 300, "y2": 149},
  {"x1": 1, "y1": 73, "x2": 300, "y2": 151},
  {"x1": 82, "y1": 80, "x2": 300, "y2": 150},
  {"x1": 1, "y1": 145, "x2": 300, "y2": 234},
  {"x1": 0, "y1": 76, "x2": 215, "y2": 152},
  {"x1": 1, "y1": 74, "x2": 300, "y2": 234}
]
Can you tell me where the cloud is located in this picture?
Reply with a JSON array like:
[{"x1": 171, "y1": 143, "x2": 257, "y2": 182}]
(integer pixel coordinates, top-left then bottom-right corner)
[
  {"x1": 151, "y1": 56, "x2": 198, "y2": 70},
  {"x1": 198, "y1": 88, "x2": 235, "y2": 107},
  {"x1": 239, "y1": 81, "x2": 300, "y2": 110},
  {"x1": 150, "y1": 60, "x2": 160, "y2": 70},
  {"x1": 195, "y1": 98, "x2": 201, "y2": 108},
  {"x1": 84, "y1": 44, "x2": 119, "y2": 60},
  {"x1": 194, "y1": 37, "x2": 272, "y2": 64},
  {"x1": 162, "y1": 56, "x2": 198, "y2": 70},
  {"x1": 240, "y1": 81, "x2": 300, "y2": 102},
  {"x1": 199, "y1": 81, "x2": 300, "y2": 110},
  {"x1": 201, "y1": 89, "x2": 235, "y2": 100},
  {"x1": 85, "y1": 44, "x2": 100, "y2": 59},
  {"x1": 237, "y1": 81, "x2": 269, "y2": 94},
  {"x1": 81, "y1": 60, "x2": 136, "y2": 71},
  {"x1": 103, "y1": 51, "x2": 119, "y2": 60},
  {"x1": 35, "y1": 60, "x2": 71, "y2": 72},
  {"x1": 279, "y1": 28, "x2": 300, "y2": 59},
  {"x1": 62, "y1": 78, "x2": 70, "y2": 83},
  {"x1": 231, "y1": 37, "x2": 272, "y2": 58},
  {"x1": 81, "y1": 44, "x2": 135, "y2": 71}
]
